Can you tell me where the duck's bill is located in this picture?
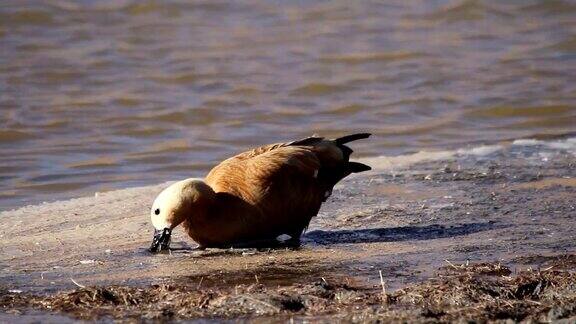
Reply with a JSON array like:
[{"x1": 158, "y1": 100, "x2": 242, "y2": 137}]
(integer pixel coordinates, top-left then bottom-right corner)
[{"x1": 149, "y1": 228, "x2": 172, "y2": 253}]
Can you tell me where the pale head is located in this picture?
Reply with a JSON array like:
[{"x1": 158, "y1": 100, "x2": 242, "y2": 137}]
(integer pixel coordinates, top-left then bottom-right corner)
[
  {"x1": 149, "y1": 178, "x2": 215, "y2": 252},
  {"x1": 150, "y1": 178, "x2": 216, "y2": 230}
]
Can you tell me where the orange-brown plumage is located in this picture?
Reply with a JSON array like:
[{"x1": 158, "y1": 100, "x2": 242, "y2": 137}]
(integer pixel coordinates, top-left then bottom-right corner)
[{"x1": 149, "y1": 133, "x2": 371, "y2": 250}]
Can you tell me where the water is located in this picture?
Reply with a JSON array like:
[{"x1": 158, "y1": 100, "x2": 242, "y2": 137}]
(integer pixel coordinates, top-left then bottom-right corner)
[{"x1": 1, "y1": 0, "x2": 575, "y2": 210}]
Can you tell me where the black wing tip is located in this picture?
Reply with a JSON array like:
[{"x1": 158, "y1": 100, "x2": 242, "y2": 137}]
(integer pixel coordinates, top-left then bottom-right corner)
[{"x1": 335, "y1": 133, "x2": 372, "y2": 145}]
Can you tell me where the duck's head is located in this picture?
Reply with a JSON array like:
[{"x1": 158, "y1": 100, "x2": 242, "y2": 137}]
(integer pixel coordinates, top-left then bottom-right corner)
[{"x1": 148, "y1": 178, "x2": 214, "y2": 253}]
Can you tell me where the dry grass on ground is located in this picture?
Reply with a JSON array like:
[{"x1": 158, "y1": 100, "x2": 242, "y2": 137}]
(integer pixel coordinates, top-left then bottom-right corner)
[{"x1": 1, "y1": 255, "x2": 575, "y2": 322}]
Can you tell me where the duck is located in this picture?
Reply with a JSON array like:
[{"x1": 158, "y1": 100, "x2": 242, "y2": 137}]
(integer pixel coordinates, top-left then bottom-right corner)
[{"x1": 149, "y1": 133, "x2": 371, "y2": 252}]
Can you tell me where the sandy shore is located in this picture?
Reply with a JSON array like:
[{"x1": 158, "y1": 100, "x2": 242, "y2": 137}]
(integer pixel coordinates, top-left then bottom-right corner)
[{"x1": 1, "y1": 137, "x2": 575, "y2": 322}]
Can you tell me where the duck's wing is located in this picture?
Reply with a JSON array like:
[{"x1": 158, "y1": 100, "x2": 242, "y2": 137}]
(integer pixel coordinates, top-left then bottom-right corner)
[
  {"x1": 205, "y1": 135, "x2": 324, "y2": 199},
  {"x1": 244, "y1": 133, "x2": 373, "y2": 206},
  {"x1": 207, "y1": 144, "x2": 321, "y2": 203}
]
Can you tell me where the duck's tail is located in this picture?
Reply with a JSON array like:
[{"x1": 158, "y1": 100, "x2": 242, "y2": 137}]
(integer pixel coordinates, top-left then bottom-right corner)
[
  {"x1": 347, "y1": 161, "x2": 371, "y2": 173},
  {"x1": 334, "y1": 133, "x2": 372, "y2": 168},
  {"x1": 315, "y1": 133, "x2": 372, "y2": 200},
  {"x1": 335, "y1": 133, "x2": 371, "y2": 145}
]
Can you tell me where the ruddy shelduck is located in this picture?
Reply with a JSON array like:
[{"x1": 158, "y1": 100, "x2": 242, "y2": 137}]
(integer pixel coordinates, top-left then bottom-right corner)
[{"x1": 149, "y1": 133, "x2": 371, "y2": 252}]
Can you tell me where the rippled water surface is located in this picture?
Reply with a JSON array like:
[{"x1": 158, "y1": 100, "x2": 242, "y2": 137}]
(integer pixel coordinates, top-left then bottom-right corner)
[{"x1": 1, "y1": 0, "x2": 575, "y2": 210}]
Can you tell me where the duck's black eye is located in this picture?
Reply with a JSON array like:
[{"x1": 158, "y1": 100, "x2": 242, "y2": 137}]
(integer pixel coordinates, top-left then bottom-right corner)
[{"x1": 154, "y1": 208, "x2": 160, "y2": 215}]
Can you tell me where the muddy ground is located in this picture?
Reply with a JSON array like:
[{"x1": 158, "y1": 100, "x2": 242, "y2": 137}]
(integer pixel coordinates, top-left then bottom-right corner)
[{"x1": 1, "y1": 138, "x2": 575, "y2": 322}]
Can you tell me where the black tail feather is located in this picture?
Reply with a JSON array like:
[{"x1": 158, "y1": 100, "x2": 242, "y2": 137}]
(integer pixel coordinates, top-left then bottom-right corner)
[
  {"x1": 335, "y1": 133, "x2": 371, "y2": 145},
  {"x1": 339, "y1": 145, "x2": 353, "y2": 158},
  {"x1": 348, "y1": 162, "x2": 371, "y2": 173}
]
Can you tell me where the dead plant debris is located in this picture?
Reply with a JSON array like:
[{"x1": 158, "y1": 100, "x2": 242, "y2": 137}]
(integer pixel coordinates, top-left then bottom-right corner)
[{"x1": 2, "y1": 255, "x2": 575, "y2": 322}]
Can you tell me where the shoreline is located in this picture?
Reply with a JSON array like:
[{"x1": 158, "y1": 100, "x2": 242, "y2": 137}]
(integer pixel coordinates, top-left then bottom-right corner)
[{"x1": 3, "y1": 135, "x2": 574, "y2": 214}]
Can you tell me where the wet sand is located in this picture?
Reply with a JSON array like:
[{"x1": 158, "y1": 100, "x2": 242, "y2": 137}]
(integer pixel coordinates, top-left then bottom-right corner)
[{"x1": 1, "y1": 137, "x2": 575, "y2": 322}]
